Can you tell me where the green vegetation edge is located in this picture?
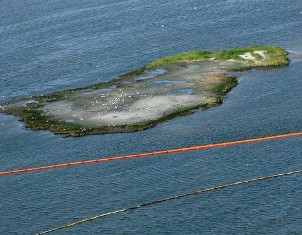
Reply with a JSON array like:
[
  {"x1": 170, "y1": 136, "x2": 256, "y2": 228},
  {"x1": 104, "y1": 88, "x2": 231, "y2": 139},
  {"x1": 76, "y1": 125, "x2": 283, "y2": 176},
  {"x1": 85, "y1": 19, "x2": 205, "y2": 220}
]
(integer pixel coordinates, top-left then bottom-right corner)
[
  {"x1": 146, "y1": 46, "x2": 288, "y2": 69},
  {"x1": 0, "y1": 46, "x2": 288, "y2": 137}
]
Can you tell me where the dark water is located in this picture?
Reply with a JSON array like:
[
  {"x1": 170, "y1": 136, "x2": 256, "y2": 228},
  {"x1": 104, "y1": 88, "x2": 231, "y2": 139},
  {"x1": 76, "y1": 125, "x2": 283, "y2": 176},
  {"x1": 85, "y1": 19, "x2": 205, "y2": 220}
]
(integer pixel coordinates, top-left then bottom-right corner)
[{"x1": 1, "y1": 0, "x2": 302, "y2": 234}]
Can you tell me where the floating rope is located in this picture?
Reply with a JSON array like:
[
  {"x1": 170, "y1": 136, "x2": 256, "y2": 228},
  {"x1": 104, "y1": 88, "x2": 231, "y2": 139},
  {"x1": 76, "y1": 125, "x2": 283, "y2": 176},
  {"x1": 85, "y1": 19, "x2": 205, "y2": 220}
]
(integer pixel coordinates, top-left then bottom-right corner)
[
  {"x1": 36, "y1": 168, "x2": 302, "y2": 234},
  {"x1": 1, "y1": 131, "x2": 302, "y2": 176}
]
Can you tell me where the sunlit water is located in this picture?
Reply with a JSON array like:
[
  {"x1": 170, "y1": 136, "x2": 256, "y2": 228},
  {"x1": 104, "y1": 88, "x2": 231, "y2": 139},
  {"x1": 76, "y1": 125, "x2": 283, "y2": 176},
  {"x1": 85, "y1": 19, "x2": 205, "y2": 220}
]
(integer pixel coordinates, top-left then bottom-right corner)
[{"x1": 0, "y1": 0, "x2": 302, "y2": 234}]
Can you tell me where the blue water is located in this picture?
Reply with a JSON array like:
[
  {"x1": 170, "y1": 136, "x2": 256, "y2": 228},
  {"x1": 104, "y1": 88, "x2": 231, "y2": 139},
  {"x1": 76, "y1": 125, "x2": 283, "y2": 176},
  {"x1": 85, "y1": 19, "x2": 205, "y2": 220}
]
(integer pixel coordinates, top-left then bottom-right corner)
[{"x1": 1, "y1": 0, "x2": 302, "y2": 234}]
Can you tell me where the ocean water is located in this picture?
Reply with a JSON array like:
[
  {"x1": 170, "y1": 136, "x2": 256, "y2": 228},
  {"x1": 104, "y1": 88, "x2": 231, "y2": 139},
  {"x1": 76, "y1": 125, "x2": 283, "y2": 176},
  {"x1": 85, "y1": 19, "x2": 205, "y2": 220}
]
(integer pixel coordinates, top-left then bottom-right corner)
[{"x1": 0, "y1": 0, "x2": 302, "y2": 234}]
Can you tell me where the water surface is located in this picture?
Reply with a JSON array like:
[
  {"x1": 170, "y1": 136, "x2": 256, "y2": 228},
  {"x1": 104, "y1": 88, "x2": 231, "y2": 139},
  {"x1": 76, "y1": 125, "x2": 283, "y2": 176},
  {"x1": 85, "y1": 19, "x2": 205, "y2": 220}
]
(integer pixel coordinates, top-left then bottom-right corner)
[{"x1": 0, "y1": 0, "x2": 302, "y2": 234}]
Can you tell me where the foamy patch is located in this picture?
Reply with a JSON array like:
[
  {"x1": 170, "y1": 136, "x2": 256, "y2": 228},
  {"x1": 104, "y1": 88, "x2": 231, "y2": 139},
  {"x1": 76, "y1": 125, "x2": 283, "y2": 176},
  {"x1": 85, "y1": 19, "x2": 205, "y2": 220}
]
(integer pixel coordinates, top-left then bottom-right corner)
[
  {"x1": 239, "y1": 51, "x2": 266, "y2": 61},
  {"x1": 254, "y1": 50, "x2": 266, "y2": 58},
  {"x1": 239, "y1": 52, "x2": 254, "y2": 60}
]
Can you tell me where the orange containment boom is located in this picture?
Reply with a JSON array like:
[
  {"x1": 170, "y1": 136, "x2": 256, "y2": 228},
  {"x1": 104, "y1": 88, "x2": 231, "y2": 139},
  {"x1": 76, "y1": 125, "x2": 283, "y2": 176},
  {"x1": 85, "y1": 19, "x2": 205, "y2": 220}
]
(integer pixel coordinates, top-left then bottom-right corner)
[{"x1": 1, "y1": 131, "x2": 302, "y2": 176}]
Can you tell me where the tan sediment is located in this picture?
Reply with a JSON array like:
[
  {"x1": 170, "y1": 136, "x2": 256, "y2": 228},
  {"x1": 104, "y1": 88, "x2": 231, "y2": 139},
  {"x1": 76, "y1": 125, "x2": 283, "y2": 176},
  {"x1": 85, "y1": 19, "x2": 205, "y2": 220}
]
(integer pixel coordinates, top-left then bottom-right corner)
[{"x1": 42, "y1": 61, "x2": 227, "y2": 128}]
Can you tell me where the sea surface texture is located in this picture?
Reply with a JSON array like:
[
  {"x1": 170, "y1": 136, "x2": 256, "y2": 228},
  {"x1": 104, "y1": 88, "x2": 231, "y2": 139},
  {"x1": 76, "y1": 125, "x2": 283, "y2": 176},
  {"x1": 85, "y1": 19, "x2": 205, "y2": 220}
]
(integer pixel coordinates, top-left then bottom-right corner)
[{"x1": 1, "y1": 0, "x2": 302, "y2": 234}]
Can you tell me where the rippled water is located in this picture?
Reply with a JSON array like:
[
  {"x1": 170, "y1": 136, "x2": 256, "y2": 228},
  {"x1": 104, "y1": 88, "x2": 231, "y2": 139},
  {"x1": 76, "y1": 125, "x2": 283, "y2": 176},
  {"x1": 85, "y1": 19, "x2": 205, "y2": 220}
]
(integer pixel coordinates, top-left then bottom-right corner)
[{"x1": 1, "y1": 0, "x2": 302, "y2": 234}]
